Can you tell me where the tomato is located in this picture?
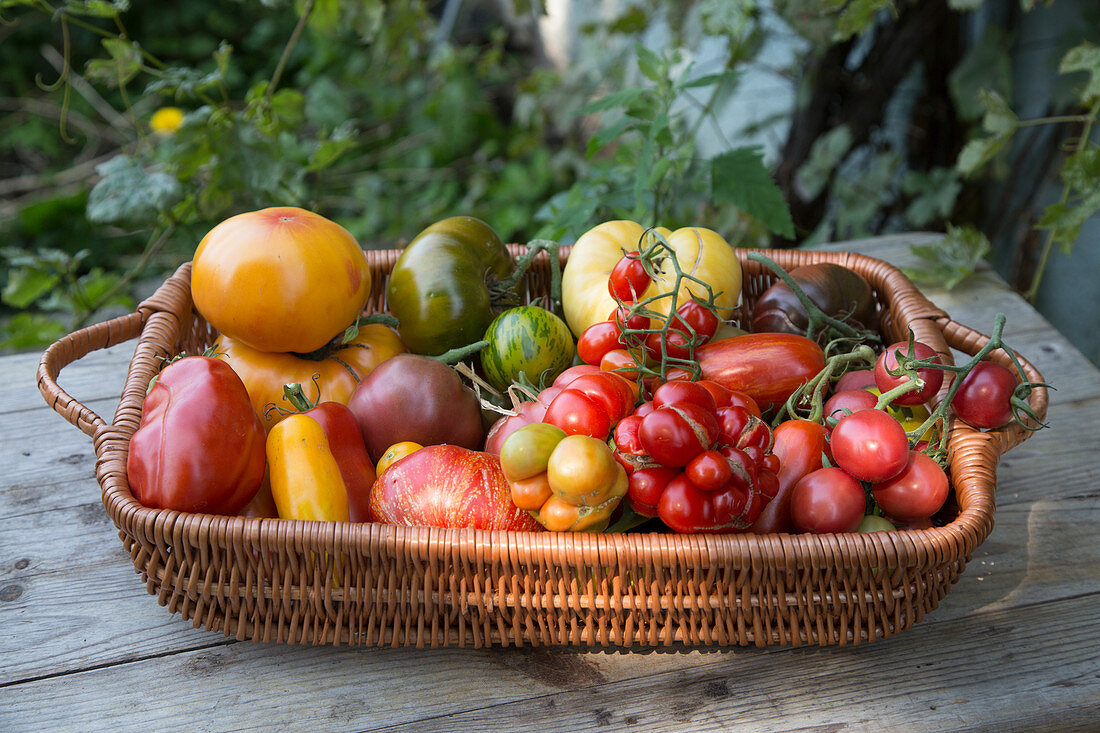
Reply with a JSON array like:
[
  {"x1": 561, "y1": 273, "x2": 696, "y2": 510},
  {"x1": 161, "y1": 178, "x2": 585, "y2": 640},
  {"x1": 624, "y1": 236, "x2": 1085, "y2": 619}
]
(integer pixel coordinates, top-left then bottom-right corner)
[
  {"x1": 830, "y1": 408, "x2": 910, "y2": 482},
  {"x1": 834, "y1": 368, "x2": 876, "y2": 393},
  {"x1": 127, "y1": 356, "x2": 266, "y2": 515},
  {"x1": 561, "y1": 220, "x2": 742, "y2": 337},
  {"x1": 577, "y1": 321, "x2": 625, "y2": 365},
  {"x1": 858, "y1": 515, "x2": 897, "y2": 532},
  {"x1": 750, "y1": 263, "x2": 877, "y2": 340},
  {"x1": 639, "y1": 403, "x2": 719, "y2": 467},
  {"x1": 671, "y1": 299, "x2": 720, "y2": 343},
  {"x1": 608, "y1": 251, "x2": 651, "y2": 303},
  {"x1": 267, "y1": 402, "x2": 375, "y2": 522},
  {"x1": 643, "y1": 329, "x2": 693, "y2": 361},
  {"x1": 952, "y1": 361, "x2": 1019, "y2": 429},
  {"x1": 215, "y1": 323, "x2": 406, "y2": 431},
  {"x1": 656, "y1": 473, "x2": 762, "y2": 534},
  {"x1": 875, "y1": 340, "x2": 944, "y2": 406},
  {"x1": 749, "y1": 419, "x2": 831, "y2": 534},
  {"x1": 348, "y1": 354, "x2": 485, "y2": 462},
  {"x1": 191, "y1": 207, "x2": 372, "y2": 354},
  {"x1": 553, "y1": 364, "x2": 602, "y2": 387},
  {"x1": 483, "y1": 386, "x2": 560, "y2": 455},
  {"x1": 609, "y1": 305, "x2": 650, "y2": 332},
  {"x1": 376, "y1": 441, "x2": 422, "y2": 475},
  {"x1": 627, "y1": 466, "x2": 682, "y2": 516},
  {"x1": 480, "y1": 305, "x2": 575, "y2": 391},
  {"x1": 685, "y1": 450, "x2": 732, "y2": 491},
  {"x1": 543, "y1": 371, "x2": 635, "y2": 440},
  {"x1": 386, "y1": 216, "x2": 514, "y2": 356},
  {"x1": 501, "y1": 427, "x2": 628, "y2": 531},
  {"x1": 369, "y1": 445, "x2": 543, "y2": 530},
  {"x1": 871, "y1": 450, "x2": 950, "y2": 521},
  {"x1": 823, "y1": 389, "x2": 878, "y2": 428},
  {"x1": 667, "y1": 332, "x2": 826, "y2": 411},
  {"x1": 790, "y1": 467, "x2": 866, "y2": 533},
  {"x1": 652, "y1": 381, "x2": 717, "y2": 413},
  {"x1": 599, "y1": 348, "x2": 643, "y2": 381}
]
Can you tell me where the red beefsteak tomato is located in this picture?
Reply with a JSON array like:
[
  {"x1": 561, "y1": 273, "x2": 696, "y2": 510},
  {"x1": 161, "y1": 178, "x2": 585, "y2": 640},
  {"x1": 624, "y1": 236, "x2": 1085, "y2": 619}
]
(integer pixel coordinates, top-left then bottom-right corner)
[{"x1": 369, "y1": 445, "x2": 543, "y2": 531}]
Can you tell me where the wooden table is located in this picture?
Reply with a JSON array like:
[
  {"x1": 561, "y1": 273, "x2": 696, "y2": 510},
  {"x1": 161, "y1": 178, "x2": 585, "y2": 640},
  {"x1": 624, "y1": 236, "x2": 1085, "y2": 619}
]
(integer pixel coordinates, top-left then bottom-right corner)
[{"x1": 4, "y1": 235, "x2": 1099, "y2": 732}]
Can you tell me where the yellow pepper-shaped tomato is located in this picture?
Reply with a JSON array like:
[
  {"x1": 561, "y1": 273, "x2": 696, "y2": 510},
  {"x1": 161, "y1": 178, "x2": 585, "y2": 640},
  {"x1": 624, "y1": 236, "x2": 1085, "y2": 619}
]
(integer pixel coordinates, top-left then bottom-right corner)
[
  {"x1": 561, "y1": 220, "x2": 743, "y2": 338},
  {"x1": 500, "y1": 424, "x2": 628, "y2": 532},
  {"x1": 215, "y1": 323, "x2": 405, "y2": 431},
  {"x1": 268, "y1": 415, "x2": 349, "y2": 521}
]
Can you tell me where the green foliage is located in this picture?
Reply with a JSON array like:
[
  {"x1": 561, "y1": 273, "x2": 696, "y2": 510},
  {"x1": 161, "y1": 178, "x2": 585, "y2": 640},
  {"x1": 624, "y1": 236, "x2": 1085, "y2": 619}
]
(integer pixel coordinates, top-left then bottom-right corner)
[
  {"x1": 903, "y1": 225, "x2": 991, "y2": 290},
  {"x1": 711, "y1": 147, "x2": 795, "y2": 238}
]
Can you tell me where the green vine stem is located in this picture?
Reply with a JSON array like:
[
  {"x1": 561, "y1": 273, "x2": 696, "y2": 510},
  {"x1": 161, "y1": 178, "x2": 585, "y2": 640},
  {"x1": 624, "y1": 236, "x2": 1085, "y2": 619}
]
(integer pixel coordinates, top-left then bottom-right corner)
[
  {"x1": 432, "y1": 340, "x2": 489, "y2": 365},
  {"x1": 770, "y1": 345, "x2": 877, "y2": 427},
  {"x1": 745, "y1": 251, "x2": 880, "y2": 344},
  {"x1": 612, "y1": 228, "x2": 725, "y2": 388},
  {"x1": 492, "y1": 239, "x2": 564, "y2": 317}
]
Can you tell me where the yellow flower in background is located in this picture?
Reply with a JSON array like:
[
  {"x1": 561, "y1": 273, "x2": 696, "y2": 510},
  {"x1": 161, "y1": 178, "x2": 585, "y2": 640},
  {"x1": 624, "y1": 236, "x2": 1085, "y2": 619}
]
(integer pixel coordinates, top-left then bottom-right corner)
[{"x1": 150, "y1": 107, "x2": 184, "y2": 135}]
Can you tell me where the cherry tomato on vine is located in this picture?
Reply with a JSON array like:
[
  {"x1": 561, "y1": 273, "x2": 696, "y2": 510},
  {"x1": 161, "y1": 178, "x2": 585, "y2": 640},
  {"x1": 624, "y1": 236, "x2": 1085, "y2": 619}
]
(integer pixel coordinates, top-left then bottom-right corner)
[
  {"x1": 600, "y1": 348, "x2": 643, "y2": 381},
  {"x1": 875, "y1": 340, "x2": 944, "y2": 406},
  {"x1": 609, "y1": 305, "x2": 650, "y2": 332},
  {"x1": 672, "y1": 299, "x2": 720, "y2": 343},
  {"x1": 790, "y1": 467, "x2": 866, "y2": 534},
  {"x1": 951, "y1": 361, "x2": 1019, "y2": 429},
  {"x1": 830, "y1": 408, "x2": 909, "y2": 483},
  {"x1": 644, "y1": 329, "x2": 693, "y2": 361},
  {"x1": 834, "y1": 368, "x2": 877, "y2": 393},
  {"x1": 577, "y1": 321, "x2": 624, "y2": 365},
  {"x1": 608, "y1": 251, "x2": 650, "y2": 303},
  {"x1": 871, "y1": 450, "x2": 950, "y2": 521}
]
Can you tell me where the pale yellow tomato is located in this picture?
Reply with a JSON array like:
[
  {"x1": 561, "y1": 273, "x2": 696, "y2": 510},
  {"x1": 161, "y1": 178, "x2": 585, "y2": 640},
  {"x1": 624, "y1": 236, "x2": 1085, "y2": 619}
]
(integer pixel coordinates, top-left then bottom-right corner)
[{"x1": 560, "y1": 220, "x2": 742, "y2": 338}]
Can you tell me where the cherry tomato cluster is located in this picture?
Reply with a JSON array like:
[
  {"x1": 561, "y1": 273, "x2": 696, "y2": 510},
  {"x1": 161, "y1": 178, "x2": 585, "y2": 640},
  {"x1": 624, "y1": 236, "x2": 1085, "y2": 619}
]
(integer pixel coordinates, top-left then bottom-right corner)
[
  {"x1": 612, "y1": 380, "x2": 780, "y2": 533},
  {"x1": 576, "y1": 250, "x2": 722, "y2": 374}
]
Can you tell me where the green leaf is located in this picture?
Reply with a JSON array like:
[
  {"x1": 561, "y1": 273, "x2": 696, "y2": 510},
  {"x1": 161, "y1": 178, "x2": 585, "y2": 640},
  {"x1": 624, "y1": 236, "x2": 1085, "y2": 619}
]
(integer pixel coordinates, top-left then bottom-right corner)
[
  {"x1": 948, "y1": 28, "x2": 1013, "y2": 121},
  {"x1": 829, "y1": 0, "x2": 895, "y2": 41},
  {"x1": 902, "y1": 167, "x2": 962, "y2": 226},
  {"x1": 678, "y1": 69, "x2": 741, "y2": 90},
  {"x1": 586, "y1": 115, "x2": 637, "y2": 158},
  {"x1": 2, "y1": 268, "x2": 60, "y2": 309},
  {"x1": 84, "y1": 38, "x2": 143, "y2": 87},
  {"x1": 0, "y1": 313, "x2": 68, "y2": 351},
  {"x1": 711, "y1": 146, "x2": 795, "y2": 238},
  {"x1": 607, "y1": 6, "x2": 648, "y2": 33},
  {"x1": 700, "y1": 0, "x2": 756, "y2": 38},
  {"x1": 956, "y1": 133, "x2": 1009, "y2": 177},
  {"x1": 578, "y1": 87, "x2": 646, "y2": 115},
  {"x1": 902, "y1": 225, "x2": 990, "y2": 290},
  {"x1": 795, "y1": 125, "x2": 852, "y2": 199},
  {"x1": 1058, "y1": 42, "x2": 1100, "y2": 103},
  {"x1": 977, "y1": 89, "x2": 1018, "y2": 135},
  {"x1": 1036, "y1": 149, "x2": 1100, "y2": 254},
  {"x1": 58, "y1": 0, "x2": 127, "y2": 18},
  {"x1": 86, "y1": 155, "x2": 182, "y2": 225},
  {"x1": 634, "y1": 43, "x2": 664, "y2": 83}
]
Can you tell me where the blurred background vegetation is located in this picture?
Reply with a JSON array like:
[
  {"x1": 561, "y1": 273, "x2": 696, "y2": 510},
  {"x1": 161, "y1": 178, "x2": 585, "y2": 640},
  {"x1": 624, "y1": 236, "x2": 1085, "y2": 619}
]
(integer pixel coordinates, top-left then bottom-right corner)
[{"x1": 1, "y1": 0, "x2": 1099, "y2": 359}]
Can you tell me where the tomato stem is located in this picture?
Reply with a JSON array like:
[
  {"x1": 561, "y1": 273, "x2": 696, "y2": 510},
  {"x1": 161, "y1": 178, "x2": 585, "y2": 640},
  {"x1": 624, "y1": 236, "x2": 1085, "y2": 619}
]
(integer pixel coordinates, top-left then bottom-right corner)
[{"x1": 432, "y1": 340, "x2": 489, "y2": 365}]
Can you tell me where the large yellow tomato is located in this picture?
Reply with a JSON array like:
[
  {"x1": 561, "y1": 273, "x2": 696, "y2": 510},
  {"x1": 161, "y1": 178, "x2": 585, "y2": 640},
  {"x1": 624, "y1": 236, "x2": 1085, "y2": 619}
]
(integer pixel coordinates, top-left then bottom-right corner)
[
  {"x1": 214, "y1": 323, "x2": 405, "y2": 431},
  {"x1": 560, "y1": 220, "x2": 742, "y2": 338},
  {"x1": 191, "y1": 207, "x2": 372, "y2": 354}
]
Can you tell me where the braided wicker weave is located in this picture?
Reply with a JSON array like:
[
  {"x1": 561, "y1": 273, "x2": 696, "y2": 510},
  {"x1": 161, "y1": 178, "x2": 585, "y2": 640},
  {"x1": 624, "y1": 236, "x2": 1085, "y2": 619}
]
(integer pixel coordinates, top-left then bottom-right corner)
[{"x1": 37, "y1": 246, "x2": 1046, "y2": 647}]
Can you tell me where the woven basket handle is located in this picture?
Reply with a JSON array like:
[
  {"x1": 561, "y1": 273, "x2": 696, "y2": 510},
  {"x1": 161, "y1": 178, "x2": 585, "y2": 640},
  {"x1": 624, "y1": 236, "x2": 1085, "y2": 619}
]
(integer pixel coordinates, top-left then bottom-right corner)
[
  {"x1": 937, "y1": 316, "x2": 1049, "y2": 454},
  {"x1": 37, "y1": 311, "x2": 147, "y2": 437}
]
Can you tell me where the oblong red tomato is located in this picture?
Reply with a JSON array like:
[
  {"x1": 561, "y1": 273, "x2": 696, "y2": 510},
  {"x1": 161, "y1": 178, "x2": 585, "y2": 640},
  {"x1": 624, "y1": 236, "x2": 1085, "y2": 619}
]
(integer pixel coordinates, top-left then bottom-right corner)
[
  {"x1": 668, "y1": 333, "x2": 826, "y2": 411},
  {"x1": 749, "y1": 419, "x2": 831, "y2": 533},
  {"x1": 369, "y1": 445, "x2": 542, "y2": 531}
]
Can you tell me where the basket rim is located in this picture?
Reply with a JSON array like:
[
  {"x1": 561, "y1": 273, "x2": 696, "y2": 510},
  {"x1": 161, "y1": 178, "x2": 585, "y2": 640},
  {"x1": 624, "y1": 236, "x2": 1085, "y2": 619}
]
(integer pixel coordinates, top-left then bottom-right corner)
[{"x1": 76, "y1": 244, "x2": 1045, "y2": 570}]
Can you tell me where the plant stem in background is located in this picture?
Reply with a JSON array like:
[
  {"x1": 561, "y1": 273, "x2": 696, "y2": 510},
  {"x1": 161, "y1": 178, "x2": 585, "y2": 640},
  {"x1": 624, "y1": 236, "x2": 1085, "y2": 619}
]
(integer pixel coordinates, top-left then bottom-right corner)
[{"x1": 264, "y1": 0, "x2": 316, "y2": 107}]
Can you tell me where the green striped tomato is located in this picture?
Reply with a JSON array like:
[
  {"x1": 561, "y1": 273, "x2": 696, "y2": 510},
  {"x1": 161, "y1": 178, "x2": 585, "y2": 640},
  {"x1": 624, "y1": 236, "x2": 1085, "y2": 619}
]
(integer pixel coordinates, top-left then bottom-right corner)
[{"x1": 480, "y1": 306, "x2": 576, "y2": 391}]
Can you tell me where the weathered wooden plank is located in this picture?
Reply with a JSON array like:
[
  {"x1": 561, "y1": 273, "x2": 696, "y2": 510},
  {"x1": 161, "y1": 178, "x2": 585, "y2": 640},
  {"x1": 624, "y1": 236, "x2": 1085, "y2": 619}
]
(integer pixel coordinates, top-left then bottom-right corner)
[
  {"x1": 2, "y1": 590, "x2": 1096, "y2": 733},
  {"x1": 1, "y1": 397, "x2": 113, "y2": 492},
  {"x1": 11, "y1": 341, "x2": 133, "y2": 415},
  {"x1": 356, "y1": 593, "x2": 1100, "y2": 733}
]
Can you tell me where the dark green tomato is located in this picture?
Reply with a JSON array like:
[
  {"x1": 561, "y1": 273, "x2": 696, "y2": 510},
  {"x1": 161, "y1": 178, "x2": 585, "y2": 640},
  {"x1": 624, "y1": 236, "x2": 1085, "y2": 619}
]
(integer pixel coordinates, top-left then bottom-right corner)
[
  {"x1": 386, "y1": 216, "x2": 514, "y2": 355},
  {"x1": 480, "y1": 306, "x2": 576, "y2": 391}
]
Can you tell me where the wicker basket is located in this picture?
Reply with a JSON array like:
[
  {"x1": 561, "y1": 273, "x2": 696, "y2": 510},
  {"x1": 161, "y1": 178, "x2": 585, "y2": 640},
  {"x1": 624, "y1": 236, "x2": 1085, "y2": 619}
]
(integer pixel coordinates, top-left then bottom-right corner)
[{"x1": 37, "y1": 246, "x2": 1046, "y2": 647}]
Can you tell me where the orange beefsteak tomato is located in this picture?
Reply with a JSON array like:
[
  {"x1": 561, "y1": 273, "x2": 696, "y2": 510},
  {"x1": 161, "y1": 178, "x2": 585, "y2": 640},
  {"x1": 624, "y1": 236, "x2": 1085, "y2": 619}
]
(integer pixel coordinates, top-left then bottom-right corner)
[
  {"x1": 215, "y1": 323, "x2": 405, "y2": 431},
  {"x1": 191, "y1": 207, "x2": 372, "y2": 354}
]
